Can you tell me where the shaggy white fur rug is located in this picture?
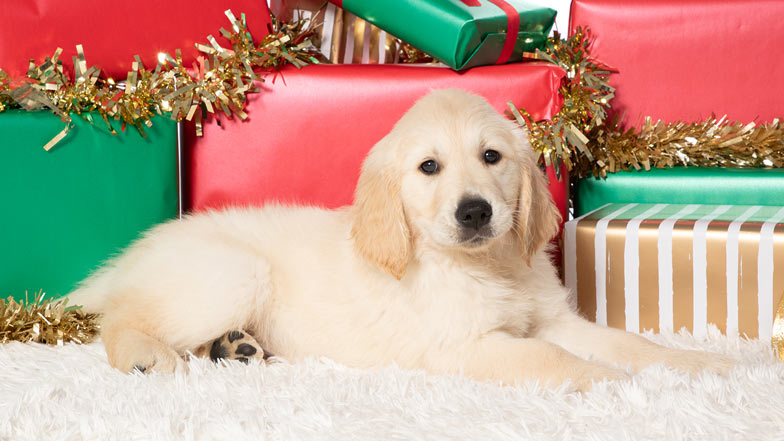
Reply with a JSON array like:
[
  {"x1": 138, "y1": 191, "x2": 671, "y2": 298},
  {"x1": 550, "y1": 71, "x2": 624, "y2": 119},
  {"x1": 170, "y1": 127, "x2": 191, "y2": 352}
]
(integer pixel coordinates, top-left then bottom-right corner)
[{"x1": 1, "y1": 327, "x2": 783, "y2": 441}]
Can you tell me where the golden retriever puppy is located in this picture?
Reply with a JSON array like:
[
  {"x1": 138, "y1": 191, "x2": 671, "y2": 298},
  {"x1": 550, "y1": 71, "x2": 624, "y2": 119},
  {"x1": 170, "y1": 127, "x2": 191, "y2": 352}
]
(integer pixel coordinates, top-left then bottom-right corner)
[{"x1": 68, "y1": 89, "x2": 733, "y2": 390}]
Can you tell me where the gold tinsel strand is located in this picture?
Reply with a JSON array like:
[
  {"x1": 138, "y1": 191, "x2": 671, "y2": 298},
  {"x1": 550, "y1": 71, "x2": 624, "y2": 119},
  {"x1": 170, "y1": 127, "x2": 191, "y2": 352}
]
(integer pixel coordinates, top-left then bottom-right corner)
[
  {"x1": 507, "y1": 28, "x2": 615, "y2": 179},
  {"x1": 0, "y1": 292, "x2": 99, "y2": 345},
  {"x1": 397, "y1": 42, "x2": 435, "y2": 64},
  {"x1": 0, "y1": 10, "x2": 320, "y2": 149},
  {"x1": 582, "y1": 115, "x2": 784, "y2": 178}
]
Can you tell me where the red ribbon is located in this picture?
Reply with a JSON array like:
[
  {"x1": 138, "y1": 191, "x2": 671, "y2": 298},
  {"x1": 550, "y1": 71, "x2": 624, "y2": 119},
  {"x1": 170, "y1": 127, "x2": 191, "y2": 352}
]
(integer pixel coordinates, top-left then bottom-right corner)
[
  {"x1": 459, "y1": 0, "x2": 520, "y2": 65},
  {"x1": 485, "y1": 0, "x2": 520, "y2": 65}
]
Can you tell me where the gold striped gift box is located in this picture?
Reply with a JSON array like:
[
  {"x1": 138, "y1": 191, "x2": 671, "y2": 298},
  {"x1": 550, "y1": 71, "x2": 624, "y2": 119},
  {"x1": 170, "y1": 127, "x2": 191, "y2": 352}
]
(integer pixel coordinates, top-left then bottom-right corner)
[
  {"x1": 564, "y1": 203, "x2": 784, "y2": 346},
  {"x1": 292, "y1": 3, "x2": 401, "y2": 64}
]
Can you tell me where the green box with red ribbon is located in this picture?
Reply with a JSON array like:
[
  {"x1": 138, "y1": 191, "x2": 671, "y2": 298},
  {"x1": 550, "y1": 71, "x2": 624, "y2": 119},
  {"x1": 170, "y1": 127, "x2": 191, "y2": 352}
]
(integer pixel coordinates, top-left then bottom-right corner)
[{"x1": 329, "y1": 0, "x2": 556, "y2": 70}]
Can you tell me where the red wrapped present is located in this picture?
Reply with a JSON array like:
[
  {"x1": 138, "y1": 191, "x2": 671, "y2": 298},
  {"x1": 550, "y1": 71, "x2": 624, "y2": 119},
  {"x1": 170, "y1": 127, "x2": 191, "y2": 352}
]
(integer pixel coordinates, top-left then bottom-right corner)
[
  {"x1": 569, "y1": 0, "x2": 784, "y2": 125},
  {"x1": 184, "y1": 63, "x2": 568, "y2": 227},
  {"x1": 0, "y1": 0, "x2": 271, "y2": 78}
]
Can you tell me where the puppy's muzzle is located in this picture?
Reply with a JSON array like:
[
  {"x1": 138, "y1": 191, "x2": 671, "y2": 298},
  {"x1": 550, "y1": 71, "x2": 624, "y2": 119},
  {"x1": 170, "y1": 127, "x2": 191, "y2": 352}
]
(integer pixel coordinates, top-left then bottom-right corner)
[{"x1": 455, "y1": 198, "x2": 492, "y2": 232}]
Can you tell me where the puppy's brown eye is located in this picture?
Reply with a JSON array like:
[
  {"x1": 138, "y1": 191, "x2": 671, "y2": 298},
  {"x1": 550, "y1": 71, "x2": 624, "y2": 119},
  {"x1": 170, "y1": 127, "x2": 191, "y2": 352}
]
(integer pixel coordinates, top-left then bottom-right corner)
[
  {"x1": 419, "y1": 160, "x2": 439, "y2": 175},
  {"x1": 484, "y1": 150, "x2": 501, "y2": 164}
]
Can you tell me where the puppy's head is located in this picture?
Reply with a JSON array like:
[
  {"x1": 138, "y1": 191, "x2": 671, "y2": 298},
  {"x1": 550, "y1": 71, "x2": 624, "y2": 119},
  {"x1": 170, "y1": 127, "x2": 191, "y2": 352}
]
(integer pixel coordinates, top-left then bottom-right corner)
[{"x1": 351, "y1": 89, "x2": 560, "y2": 279}]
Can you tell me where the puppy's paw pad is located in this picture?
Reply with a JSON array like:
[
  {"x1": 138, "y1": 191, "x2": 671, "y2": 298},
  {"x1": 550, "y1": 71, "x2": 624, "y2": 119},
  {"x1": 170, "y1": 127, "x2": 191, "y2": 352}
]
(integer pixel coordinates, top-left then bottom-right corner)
[
  {"x1": 227, "y1": 330, "x2": 245, "y2": 343},
  {"x1": 236, "y1": 343, "x2": 257, "y2": 356},
  {"x1": 209, "y1": 330, "x2": 268, "y2": 364}
]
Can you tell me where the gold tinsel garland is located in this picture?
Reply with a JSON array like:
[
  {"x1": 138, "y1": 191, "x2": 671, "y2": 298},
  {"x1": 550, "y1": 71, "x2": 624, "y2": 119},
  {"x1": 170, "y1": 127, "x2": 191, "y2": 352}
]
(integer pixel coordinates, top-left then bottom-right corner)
[
  {"x1": 0, "y1": 10, "x2": 320, "y2": 150},
  {"x1": 507, "y1": 28, "x2": 615, "y2": 179},
  {"x1": 1, "y1": 292, "x2": 99, "y2": 345},
  {"x1": 582, "y1": 115, "x2": 784, "y2": 177},
  {"x1": 508, "y1": 28, "x2": 784, "y2": 178}
]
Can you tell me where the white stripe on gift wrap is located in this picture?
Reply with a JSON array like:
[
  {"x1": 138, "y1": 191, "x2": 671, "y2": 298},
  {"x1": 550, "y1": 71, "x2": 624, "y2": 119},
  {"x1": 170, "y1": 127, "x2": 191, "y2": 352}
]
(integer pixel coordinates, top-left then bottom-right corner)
[
  {"x1": 343, "y1": 14, "x2": 356, "y2": 64},
  {"x1": 564, "y1": 204, "x2": 609, "y2": 308},
  {"x1": 624, "y1": 204, "x2": 668, "y2": 333},
  {"x1": 378, "y1": 31, "x2": 388, "y2": 64},
  {"x1": 758, "y1": 206, "x2": 784, "y2": 340},
  {"x1": 320, "y1": 4, "x2": 337, "y2": 58},
  {"x1": 656, "y1": 204, "x2": 702, "y2": 333},
  {"x1": 726, "y1": 206, "x2": 762, "y2": 336},
  {"x1": 595, "y1": 203, "x2": 637, "y2": 326},
  {"x1": 361, "y1": 22, "x2": 372, "y2": 64},
  {"x1": 691, "y1": 205, "x2": 732, "y2": 338}
]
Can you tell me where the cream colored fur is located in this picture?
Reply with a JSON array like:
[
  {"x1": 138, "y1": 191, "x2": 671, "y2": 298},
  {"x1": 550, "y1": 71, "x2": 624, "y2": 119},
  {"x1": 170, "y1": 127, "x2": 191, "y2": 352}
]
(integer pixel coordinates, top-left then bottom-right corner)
[{"x1": 68, "y1": 89, "x2": 733, "y2": 391}]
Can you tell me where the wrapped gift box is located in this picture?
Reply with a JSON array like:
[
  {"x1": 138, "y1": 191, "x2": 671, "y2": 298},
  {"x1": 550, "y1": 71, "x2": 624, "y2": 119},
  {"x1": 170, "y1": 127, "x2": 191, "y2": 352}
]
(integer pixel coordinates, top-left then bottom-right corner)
[
  {"x1": 569, "y1": 0, "x2": 784, "y2": 125},
  {"x1": 0, "y1": 111, "x2": 180, "y2": 300},
  {"x1": 329, "y1": 0, "x2": 556, "y2": 70},
  {"x1": 564, "y1": 203, "x2": 784, "y2": 340},
  {"x1": 273, "y1": 0, "x2": 402, "y2": 64},
  {"x1": 184, "y1": 63, "x2": 568, "y2": 225},
  {"x1": 575, "y1": 167, "x2": 784, "y2": 216},
  {"x1": 0, "y1": 0, "x2": 271, "y2": 78}
]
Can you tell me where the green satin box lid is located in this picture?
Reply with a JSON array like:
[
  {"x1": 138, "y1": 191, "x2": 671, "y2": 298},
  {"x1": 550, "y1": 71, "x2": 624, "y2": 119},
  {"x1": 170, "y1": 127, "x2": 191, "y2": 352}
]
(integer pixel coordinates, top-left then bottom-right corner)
[
  {"x1": 1, "y1": 110, "x2": 180, "y2": 300},
  {"x1": 337, "y1": 0, "x2": 556, "y2": 70},
  {"x1": 576, "y1": 167, "x2": 784, "y2": 216}
]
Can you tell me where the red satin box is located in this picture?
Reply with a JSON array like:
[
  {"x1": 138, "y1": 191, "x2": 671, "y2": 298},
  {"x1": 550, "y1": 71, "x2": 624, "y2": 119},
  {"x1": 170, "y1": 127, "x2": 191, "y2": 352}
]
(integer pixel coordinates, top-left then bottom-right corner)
[
  {"x1": 184, "y1": 63, "x2": 568, "y2": 224},
  {"x1": 570, "y1": 0, "x2": 784, "y2": 125},
  {"x1": 0, "y1": 0, "x2": 271, "y2": 78}
]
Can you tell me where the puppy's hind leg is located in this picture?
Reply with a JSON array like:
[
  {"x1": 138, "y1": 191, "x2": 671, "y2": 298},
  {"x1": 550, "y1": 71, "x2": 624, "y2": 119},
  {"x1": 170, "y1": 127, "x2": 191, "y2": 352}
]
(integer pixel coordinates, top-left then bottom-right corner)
[
  {"x1": 194, "y1": 330, "x2": 271, "y2": 365},
  {"x1": 94, "y1": 242, "x2": 275, "y2": 374}
]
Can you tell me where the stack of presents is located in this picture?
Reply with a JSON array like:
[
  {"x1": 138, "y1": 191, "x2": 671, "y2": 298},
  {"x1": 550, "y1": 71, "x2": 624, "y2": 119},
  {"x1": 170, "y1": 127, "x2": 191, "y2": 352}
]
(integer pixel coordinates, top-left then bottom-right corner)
[{"x1": 1, "y1": 0, "x2": 782, "y2": 350}]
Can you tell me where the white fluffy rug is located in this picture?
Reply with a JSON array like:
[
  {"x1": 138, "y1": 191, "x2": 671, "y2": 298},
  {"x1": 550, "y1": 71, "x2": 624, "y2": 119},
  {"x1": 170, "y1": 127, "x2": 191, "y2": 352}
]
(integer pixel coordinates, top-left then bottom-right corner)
[{"x1": 2, "y1": 327, "x2": 784, "y2": 441}]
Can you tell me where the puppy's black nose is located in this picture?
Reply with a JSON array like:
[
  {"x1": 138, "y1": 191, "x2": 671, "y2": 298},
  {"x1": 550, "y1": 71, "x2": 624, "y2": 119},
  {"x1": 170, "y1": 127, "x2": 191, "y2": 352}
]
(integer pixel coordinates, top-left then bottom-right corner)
[{"x1": 455, "y1": 198, "x2": 492, "y2": 230}]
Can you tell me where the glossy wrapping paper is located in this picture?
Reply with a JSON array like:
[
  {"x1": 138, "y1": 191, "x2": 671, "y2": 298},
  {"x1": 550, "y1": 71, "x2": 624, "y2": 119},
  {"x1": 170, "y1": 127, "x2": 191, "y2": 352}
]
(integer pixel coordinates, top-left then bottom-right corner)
[
  {"x1": 270, "y1": 0, "x2": 393, "y2": 64},
  {"x1": 302, "y1": 2, "x2": 402, "y2": 65},
  {"x1": 564, "y1": 203, "x2": 784, "y2": 344},
  {"x1": 318, "y1": 4, "x2": 400, "y2": 65},
  {"x1": 329, "y1": 0, "x2": 556, "y2": 70},
  {"x1": 0, "y1": 110, "x2": 180, "y2": 300},
  {"x1": 0, "y1": 0, "x2": 272, "y2": 78},
  {"x1": 569, "y1": 0, "x2": 784, "y2": 126},
  {"x1": 575, "y1": 167, "x2": 784, "y2": 216},
  {"x1": 184, "y1": 62, "x2": 568, "y2": 228}
]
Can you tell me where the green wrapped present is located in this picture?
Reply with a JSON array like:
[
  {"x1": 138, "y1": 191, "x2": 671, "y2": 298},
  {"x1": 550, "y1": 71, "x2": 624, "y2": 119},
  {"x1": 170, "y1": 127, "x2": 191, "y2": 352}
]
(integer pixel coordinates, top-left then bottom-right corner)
[
  {"x1": 329, "y1": 0, "x2": 556, "y2": 70},
  {"x1": 575, "y1": 167, "x2": 784, "y2": 216},
  {"x1": 0, "y1": 110, "x2": 180, "y2": 301}
]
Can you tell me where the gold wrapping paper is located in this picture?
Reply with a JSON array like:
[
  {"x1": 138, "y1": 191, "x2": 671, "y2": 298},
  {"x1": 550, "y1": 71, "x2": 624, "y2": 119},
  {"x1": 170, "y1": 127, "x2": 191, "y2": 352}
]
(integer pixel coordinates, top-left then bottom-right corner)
[
  {"x1": 564, "y1": 204, "x2": 784, "y2": 343},
  {"x1": 285, "y1": 2, "x2": 400, "y2": 64},
  {"x1": 774, "y1": 294, "x2": 784, "y2": 361}
]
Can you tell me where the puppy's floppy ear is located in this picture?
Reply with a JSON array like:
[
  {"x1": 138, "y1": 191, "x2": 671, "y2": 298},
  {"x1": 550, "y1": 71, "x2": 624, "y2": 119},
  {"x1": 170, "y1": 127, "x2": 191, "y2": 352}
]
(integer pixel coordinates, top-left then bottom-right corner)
[
  {"x1": 514, "y1": 148, "x2": 562, "y2": 266},
  {"x1": 351, "y1": 147, "x2": 411, "y2": 280}
]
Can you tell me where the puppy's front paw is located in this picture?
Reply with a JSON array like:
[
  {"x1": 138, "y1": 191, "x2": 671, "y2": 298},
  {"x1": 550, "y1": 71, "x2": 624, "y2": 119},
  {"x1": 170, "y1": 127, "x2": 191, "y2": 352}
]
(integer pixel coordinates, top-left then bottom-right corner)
[
  {"x1": 129, "y1": 350, "x2": 188, "y2": 375},
  {"x1": 662, "y1": 349, "x2": 736, "y2": 376},
  {"x1": 209, "y1": 330, "x2": 270, "y2": 364},
  {"x1": 573, "y1": 362, "x2": 631, "y2": 392},
  {"x1": 104, "y1": 329, "x2": 188, "y2": 374}
]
